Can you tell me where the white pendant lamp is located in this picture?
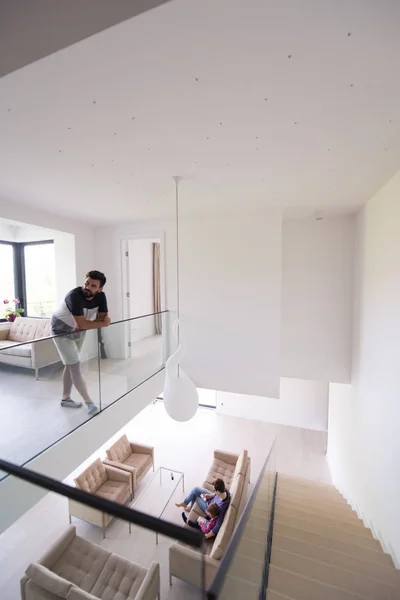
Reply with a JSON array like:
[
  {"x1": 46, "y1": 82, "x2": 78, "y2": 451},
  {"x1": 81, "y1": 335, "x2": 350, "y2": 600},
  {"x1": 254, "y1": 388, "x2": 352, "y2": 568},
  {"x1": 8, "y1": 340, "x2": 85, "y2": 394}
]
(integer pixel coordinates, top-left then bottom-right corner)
[{"x1": 163, "y1": 177, "x2": 199, "y2": 422}]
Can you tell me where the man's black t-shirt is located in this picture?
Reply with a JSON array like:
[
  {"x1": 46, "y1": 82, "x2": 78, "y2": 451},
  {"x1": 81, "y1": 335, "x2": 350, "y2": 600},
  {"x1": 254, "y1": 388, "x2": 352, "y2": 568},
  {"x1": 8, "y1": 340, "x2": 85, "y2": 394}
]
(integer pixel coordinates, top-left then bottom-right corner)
[{"x1": 51, "y1": 287, "x2": 108, "y2": 335}]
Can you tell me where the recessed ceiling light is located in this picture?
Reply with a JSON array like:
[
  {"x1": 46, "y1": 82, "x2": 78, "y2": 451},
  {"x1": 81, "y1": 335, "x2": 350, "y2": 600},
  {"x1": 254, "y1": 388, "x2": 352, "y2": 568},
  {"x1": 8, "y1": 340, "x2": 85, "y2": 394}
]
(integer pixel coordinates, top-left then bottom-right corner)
[
  {"x1": 347, "y1": 32, "x2": 352, "y2": 36},
  {"x1": 288, "y1": 55, "x2": 292, "y2": 59},
  {"x1": 93, "y1": 100, "x2": 96, "y2": 104}
]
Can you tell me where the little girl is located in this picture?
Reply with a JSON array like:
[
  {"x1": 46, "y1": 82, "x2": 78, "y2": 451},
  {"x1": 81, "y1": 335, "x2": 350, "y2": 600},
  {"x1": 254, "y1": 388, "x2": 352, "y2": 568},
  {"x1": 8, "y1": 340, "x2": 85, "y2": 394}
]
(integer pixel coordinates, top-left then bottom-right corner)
[{"x1": 182, "y1": 502, "x2": 220, "y2": 536}]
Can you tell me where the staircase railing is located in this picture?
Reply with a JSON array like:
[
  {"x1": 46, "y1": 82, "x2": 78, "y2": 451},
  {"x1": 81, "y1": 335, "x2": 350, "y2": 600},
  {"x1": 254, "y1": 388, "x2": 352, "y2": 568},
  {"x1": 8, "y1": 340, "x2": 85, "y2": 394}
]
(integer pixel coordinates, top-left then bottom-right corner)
[{"x1": 206, "y1": 438, "x2": 278, "y2": 600}]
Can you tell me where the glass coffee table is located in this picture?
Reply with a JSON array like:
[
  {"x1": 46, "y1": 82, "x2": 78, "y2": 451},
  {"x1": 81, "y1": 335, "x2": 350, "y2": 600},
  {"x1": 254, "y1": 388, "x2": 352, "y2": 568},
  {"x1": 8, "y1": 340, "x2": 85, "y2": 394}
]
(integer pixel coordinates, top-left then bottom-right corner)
[{"x1": 129, "y1": 466, "x2": 184, "y2": 544}]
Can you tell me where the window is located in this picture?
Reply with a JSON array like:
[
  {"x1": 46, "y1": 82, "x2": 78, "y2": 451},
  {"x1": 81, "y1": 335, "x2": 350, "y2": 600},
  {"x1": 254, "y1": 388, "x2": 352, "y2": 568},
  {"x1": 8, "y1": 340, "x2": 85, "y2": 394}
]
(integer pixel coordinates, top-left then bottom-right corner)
[
  {"x1": 0, "y1": 240, "x2": 56, "y2": 318},
  {"x1": 0, "y1": 242, "x2": 16, "y2": 303},
  {"x1": 24, "y1": 243, "x2": 56, "y2": 317}
]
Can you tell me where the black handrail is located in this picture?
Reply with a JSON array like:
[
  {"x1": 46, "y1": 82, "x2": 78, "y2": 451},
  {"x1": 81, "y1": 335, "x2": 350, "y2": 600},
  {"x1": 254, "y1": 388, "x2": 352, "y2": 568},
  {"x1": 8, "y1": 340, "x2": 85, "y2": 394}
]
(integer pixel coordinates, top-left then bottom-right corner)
[
  {"x1": 0, "y1": 458, "x2": 203, "y2": 548},
  {"x1": 260, "y1": 472, "x2": 278, "y2": 599},
  {"x1": 206, "y1": 438, "x2": 277, "y2": 599}
]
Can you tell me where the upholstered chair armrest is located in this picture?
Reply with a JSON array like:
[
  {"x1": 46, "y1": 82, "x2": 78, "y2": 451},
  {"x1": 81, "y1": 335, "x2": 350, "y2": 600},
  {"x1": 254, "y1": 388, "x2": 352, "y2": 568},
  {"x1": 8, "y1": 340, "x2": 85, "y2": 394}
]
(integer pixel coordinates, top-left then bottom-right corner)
[
  {"x1": 213, "y1": 449, "x2": 239, "y2": 465},
  {"x1": 169, "y1": 542, "x2": 218, "y2": 588},
  {"x1": 0, "y1": 325, "x2": 11, "y2": 340},
  {"x1": 103, "y1": 458, "x2": 137, "y2": 488},
  {"x1": 135, "y1": 561, "x2": 160, "y2": 600},
  {"x1": 38, "y1": 525, "x2": 77, "y2": 569},
  {"x1": 31, "y1": 337, "x2": 60, "y2": 368},
  {"x1": 104, "y1": 465, "x2": 132, "y2": 490},
  {"x1": 130, "y1": 442, "x2": 154, "y2": 459}
]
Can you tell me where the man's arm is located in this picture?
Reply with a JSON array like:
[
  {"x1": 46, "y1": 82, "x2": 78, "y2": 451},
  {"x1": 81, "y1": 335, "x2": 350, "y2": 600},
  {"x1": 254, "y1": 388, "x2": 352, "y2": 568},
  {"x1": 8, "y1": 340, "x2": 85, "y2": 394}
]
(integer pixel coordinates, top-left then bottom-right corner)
[
  {"x1": 96, "y1": 312, "x2": 108, "y2": 322},
  {"x1": 73, "y1": 315, "x2": 110, "y2": 330}
]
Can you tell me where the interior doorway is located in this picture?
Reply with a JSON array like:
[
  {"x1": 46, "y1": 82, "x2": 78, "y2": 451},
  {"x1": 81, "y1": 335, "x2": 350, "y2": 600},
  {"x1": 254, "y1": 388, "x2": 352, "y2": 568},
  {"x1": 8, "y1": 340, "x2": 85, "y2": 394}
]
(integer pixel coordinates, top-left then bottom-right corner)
[{"x1": 122, "y1": 234, "x2": 165, "y2": 360}]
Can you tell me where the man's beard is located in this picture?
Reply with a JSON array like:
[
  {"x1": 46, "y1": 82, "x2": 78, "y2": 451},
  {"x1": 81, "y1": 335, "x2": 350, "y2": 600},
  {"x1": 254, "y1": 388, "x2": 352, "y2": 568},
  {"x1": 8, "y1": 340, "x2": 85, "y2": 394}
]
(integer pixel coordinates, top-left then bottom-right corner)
[{"x1": 83, "y1": 288, "x2": 97, "y2": 299}]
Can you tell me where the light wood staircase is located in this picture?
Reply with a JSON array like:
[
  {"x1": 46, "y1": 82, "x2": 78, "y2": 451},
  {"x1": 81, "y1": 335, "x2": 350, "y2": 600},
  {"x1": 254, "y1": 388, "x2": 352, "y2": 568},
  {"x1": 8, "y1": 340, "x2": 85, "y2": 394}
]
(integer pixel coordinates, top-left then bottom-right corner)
[{"x1": 267, "y1": 474, "x2": 400, "y2": 600}]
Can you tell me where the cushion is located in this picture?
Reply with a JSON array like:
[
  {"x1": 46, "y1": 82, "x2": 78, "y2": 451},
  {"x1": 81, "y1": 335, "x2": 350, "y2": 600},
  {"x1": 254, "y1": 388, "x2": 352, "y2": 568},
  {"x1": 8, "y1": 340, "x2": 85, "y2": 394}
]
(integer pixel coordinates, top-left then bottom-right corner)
[
  {"x1": 106, "y1": 435, "x2": 132, "y2": 463},
  {"x1": 8, "y1": 317, "x2": 39, "y2": 342},
  {"x1": 229, "y1": 473, "x2": 244, "y2": 511},
  {"x1": 74, "y1": 459, "x2": 107, "y2": 494},
  {"x1": 97, "y1": 480, "x2": 130, "y2": 503},
  {"x1": 67, "y1": 589, "x2": 98, "y2": 600},
  {"x1": 123, "y1": 453, "x2": 152, "y2": 480},
  {"x1": 0, "y1": 340, "x2": 32, "y2": 357},
  {"x1": 52, "y1": 536, "x2": 110, "y2": 592},
  {"x1": 210, "y1": 504, "x2": 237, "y2": 561},
  {"x1": 232, "y1": 450, "x2": 248, "y2": 478},
  {"x1": 204, "y1": 457, "x2": 236, "y2": 489},
  {"x1": 26, "y1": 562, "x2": 73, "y2": 598},
  {"x1": 35, "y1": 319, "x2": 52, "y2": 338},
  {"x1": 0, "y1": 328, "x2": 9, "y2": 341},
  {"x1": 91, "y1": 553, "x2": 147, "y2": 600}
]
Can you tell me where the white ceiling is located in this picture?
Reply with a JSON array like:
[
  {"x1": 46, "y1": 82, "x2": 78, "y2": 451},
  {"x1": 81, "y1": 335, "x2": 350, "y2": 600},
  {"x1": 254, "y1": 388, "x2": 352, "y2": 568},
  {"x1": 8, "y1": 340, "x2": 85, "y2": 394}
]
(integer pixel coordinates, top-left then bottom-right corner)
[{"x1": 0, "y1": 0, "x2": 400, "y2": 225}]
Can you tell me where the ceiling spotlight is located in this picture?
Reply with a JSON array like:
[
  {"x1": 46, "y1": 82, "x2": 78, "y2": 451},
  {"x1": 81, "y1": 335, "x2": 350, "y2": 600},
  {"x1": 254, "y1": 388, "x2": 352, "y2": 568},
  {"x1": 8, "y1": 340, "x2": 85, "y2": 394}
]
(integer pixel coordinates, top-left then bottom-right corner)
[{"x1": 315, "y1": 211, "x2": 323, "y2": 221}]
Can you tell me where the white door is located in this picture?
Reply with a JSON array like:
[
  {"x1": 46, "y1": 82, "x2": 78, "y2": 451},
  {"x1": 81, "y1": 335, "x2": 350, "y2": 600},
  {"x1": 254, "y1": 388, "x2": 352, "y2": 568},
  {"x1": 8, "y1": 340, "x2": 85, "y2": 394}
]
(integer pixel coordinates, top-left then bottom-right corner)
[{"x1": 127, "y1": 239, "x2": 159, "y2": 345}]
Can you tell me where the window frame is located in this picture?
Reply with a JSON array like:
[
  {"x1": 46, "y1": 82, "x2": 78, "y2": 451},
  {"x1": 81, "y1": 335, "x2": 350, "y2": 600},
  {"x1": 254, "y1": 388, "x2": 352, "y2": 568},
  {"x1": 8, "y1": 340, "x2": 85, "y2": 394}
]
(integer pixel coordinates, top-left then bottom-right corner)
[{"x1": 0, "y1": 239, "x2": 55, "y2": 318}]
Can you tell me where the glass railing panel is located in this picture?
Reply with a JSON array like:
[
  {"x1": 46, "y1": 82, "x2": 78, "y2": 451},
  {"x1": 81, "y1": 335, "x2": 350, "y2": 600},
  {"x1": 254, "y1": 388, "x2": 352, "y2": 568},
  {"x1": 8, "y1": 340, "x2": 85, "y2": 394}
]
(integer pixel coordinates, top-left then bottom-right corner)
[
  {"x1": 0, "y1": 329, "x2": 100, "y2": 480},
  {"x1": 99, "y1": 311, "x2": 169, "y2": 408},
  {"x1": 207, "y1": 439, "x2": 277, "y2": 600},
  {"x1": 0, "y1": 311, "x2": 169, "y2": 481},
  {"x1": 0, "y1": 459, "x2": 206, "y2": 599}
]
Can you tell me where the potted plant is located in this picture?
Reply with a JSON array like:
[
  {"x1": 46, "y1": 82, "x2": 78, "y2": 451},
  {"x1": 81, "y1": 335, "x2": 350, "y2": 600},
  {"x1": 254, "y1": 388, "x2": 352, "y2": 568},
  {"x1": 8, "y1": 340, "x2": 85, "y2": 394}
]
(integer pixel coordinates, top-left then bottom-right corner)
[{"x1": 2, "y1": 298, "x2": 24, "y2": 322}]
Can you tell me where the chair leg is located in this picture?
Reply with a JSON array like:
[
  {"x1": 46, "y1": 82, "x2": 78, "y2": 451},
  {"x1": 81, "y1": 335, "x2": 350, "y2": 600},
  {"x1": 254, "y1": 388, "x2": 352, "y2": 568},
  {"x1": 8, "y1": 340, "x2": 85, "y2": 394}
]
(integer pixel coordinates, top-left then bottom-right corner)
[
  {"x1": 68, "y1": 514, "x2": 71, "y2": 524},
  {"x1": 35, "y1": 368, "x2": 39, "y2": 381},
  {"x1": 169, "y1": 573, "x2": 172, "y2": 586}
]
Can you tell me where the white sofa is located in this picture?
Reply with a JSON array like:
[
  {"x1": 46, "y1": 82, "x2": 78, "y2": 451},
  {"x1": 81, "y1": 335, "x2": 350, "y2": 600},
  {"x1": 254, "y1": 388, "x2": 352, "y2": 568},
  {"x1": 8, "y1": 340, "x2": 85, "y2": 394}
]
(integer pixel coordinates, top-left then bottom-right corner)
[{"x1": 0, "y1": 317, "x2": 60, "y2": 379}]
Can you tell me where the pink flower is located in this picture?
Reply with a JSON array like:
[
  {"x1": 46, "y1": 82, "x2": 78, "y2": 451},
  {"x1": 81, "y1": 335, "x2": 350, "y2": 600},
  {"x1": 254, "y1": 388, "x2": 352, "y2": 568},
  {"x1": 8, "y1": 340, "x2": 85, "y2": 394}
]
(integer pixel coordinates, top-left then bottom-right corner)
[
  {"x1": 3, "y1": 299, "x2": 9, "y2": 304},
  {"x1": 13, "y1": 298, "x2": 20, "y2": 304}
]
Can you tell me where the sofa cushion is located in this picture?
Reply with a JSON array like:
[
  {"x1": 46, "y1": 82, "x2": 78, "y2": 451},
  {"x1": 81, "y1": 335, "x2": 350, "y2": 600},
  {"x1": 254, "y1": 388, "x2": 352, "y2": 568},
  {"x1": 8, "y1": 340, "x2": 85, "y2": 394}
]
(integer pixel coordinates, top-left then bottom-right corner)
[
  {"x1": 91, "y1": 553, "x2": 147, "y2": 600},
  {"x1": 74, "y1": 459, "x2": 107, "y2": 494},
  {"x1": 123, "y1": 453, "x2": 152, "y2": 480},
  {"x1": 106, "y1": 435, "x2": 132, "y2": 463},
  {"x1": 52, "y1": 536, "x2": 110, "y2": 592},
  {"x1": 204, "y1": 457, "x2": 236, "y2": 490},
  {"x1": 8, "y1": 317, "x2": 39, "y2": 342},
  {"x1": 210, "y1": 504, "x2": 237, "y2": 561},
  {"x1": 35, "y1": 318, "x2": 52, "y2": 338},
  {"x1": 229, "y1": 473, "x2": 244, "y2": 511},
  {"x1": 26, "y1": 562, "x2": 73, "y2": 598},
  {"x1": 97, "y1": 480, "x2": 130, "y2": 503},
  {"x1": 232, "y1": 450, "x2": 248, "y2": 479},
  {"x1": 0, "y1": 340, "x2": 32, "y2": 357}
]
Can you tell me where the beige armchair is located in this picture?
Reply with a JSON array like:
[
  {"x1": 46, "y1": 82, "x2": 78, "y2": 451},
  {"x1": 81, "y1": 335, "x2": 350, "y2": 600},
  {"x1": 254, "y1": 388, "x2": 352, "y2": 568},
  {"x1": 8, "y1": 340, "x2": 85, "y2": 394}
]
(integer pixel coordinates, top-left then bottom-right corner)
[
  {"x1": 68, "y1": 458, "x2": 132, "y2": 537},
  {"x1": 20, "y1": 525, "x2": 160, "y2": 600},
  {"x1": 103, "y1": 435, "x2": 154, "y2": 494}
]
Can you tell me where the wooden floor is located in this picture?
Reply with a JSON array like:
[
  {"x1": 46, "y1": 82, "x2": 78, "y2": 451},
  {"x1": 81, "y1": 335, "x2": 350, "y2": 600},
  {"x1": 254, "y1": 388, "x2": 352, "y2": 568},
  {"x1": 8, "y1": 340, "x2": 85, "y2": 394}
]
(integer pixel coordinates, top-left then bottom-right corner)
[{"x1": 0, "y1": 402, "x2": 330, "y2": 600}]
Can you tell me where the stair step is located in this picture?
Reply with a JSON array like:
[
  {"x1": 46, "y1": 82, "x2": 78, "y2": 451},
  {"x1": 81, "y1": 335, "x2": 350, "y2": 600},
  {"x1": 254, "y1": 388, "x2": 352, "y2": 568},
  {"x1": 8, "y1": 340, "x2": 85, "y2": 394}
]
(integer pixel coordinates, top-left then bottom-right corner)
[
  {"x1": 277, "y1": 480, "x2": 347, "y2": 503},
  {"x1": 217, "y1": 573, "x2": 259, "y2": 600},
  {"x1": 274, "y1": 504, "x2": 372, "y2": 537},
  {"x1": 271, "y1": 547, "x2": 400, "y2": 600},
  {"x1": 274, "y1": 522, "x2": 392, "y2": 566},
  {"x1": 276, "y1": 489, "x2": 356, "y2": 514},
  {"x1": 276, "y1": 496, "x2": 360, "y2": 522},
  {"x1": 274, "y1": 513, "x2": 381, "y2": 550},
  {"x1": 278, "y1": 474, "x2": 335, "y2": 490},
  {"x1": 268, "y1": 565, "x2": 365, "y2": 600},
  {"x1": 273, "y1": 534, "x2": 400, "y2": 585},
  {"x1": 267, "y1": 592, "x2": 294, "y2": 600}
]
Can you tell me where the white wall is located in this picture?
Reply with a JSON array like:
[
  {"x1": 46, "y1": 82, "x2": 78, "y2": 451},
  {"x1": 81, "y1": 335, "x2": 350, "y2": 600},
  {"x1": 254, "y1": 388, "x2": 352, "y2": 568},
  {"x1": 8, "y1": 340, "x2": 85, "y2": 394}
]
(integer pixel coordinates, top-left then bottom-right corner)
[
  {"x1": 281, "y1": 217, "x2": 354, "y2": 383},
  {"x1": 95, "y1": 208, "x2": 282, "y2": 399},
  {"x1": 217, "y1": 378, "x2": 329, "y2": 432},
  {"x1": 0, "y1": 197, "x2": 94, "y2": 294},
  {"x1": 328, "y1": 169, "x2": 400, "y2": 566}
]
